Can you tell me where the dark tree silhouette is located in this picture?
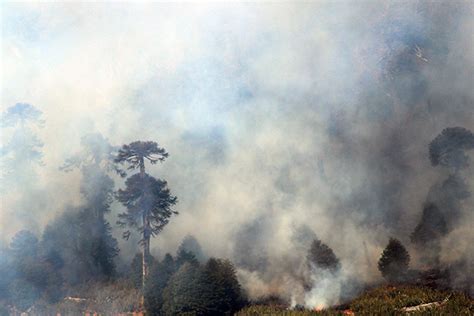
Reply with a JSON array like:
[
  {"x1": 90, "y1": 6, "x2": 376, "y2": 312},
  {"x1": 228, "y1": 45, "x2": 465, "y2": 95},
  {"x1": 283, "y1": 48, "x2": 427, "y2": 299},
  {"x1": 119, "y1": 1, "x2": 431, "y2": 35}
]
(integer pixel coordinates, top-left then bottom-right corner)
[
  {"x1": 7, "y1": 231, "x2": 63, "y2": 309},
  {"x1": 176, "y1": 247, "x2": 199, "y2": 267},
  {"x1": 61, "y1": 133, "x2": 122, "y2": 218},
  {"x1": 307, "y1": 239, "x2": 340, "y2": 272},
  {"x1": 202, "y1": 258, "x2": 246, "y2": 314},
  {"x1": 162, "y1": 263, "x2": 210, "y2": 315},
  {"x1": 144, "y1": 253, "x2": 176, "y2": 315},
  {"x1": 131, "y1": 253, "x2": 157, "y2": 289},
  {"x1": 429, "y1": 127, "x2": 474, "y2": 171},
  {"x1": 59, "y1": 133, "x2": 120, "y2": 277},
  {"x1": 114, "y1": 141, "x2": 168, "y2": 172},
  {"x1": 114, "y1": 141, "x2": 177, "y2": 300},
  {"x1": 161, "y1": 259, "x2": 246, "y2": 316},
  {"x1": 41, "y1": 208, "x2": 118, "y2": 284},
  {"x1": 410, "y1": 203, "x2": 448, "y2": 266},
  {"x1": 378, "y1": 238, "x2": 410, "y2": 282},
  {"x1": 178, "y1": 235, "x2": 206, "y2": 263},
  {"x1": 411, "y1": 204, "x2": 448, "y2": 245}
]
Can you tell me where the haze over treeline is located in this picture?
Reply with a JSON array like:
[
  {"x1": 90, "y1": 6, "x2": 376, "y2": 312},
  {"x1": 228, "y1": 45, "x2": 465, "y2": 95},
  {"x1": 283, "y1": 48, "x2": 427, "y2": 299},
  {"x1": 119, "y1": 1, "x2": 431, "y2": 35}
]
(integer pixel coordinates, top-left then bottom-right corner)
[{"x1": 1, "y1": 1, "x2": 473, "y2": 308}]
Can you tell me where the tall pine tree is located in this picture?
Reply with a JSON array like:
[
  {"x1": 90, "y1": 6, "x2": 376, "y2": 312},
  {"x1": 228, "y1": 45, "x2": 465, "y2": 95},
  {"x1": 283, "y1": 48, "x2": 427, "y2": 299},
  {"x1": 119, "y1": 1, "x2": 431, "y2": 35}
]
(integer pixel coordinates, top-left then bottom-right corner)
[{"x1": 114, "y1": 141, "x2": 177, "y2": 303}]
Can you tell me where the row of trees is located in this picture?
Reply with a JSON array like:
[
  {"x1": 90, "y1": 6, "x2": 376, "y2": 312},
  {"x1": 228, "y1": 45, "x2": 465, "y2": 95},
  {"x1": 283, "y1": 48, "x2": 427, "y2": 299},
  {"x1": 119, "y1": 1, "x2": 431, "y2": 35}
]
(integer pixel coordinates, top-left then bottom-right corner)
[{"x1": 377, "y1": 127, "x2": 474, "y2": 285}]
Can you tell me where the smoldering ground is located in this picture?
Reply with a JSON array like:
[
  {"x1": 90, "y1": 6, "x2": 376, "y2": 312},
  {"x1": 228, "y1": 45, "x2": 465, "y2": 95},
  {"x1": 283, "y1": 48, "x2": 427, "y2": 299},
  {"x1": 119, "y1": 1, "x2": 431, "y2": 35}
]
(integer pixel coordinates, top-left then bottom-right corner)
[{"x1": 1, "y1": 1, "x2": 473, "y2": 307}]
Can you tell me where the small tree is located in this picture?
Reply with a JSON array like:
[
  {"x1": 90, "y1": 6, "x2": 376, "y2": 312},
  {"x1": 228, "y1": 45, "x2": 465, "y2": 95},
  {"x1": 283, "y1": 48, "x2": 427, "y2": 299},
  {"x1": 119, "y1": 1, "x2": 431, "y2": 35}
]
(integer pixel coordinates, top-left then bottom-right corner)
[
  {"x1": 203, "y1": 258, "x2": 246, "y2": 314},
  {"x1": 378, "y1": 238, "x2": 410, "y2": 282},
  {"x1": 130, "y1": 253, "x2": 156, "y2": 289},
  {"x1": 410, "y1": 203, "x2": 448, "y2": 266},
  {"x1": 144, "y1": 253, "x2": 176, "y2": 315},
  {"x1": 162, "y1": 259, "x2": 246, "y2": 316},
  {"x1": 176, "y1": 248, "x2": 199, "y2": 267},
  {"x1": 178, "y1": 235, "x2": 206, "y2": 262},
  {"x1": 162, "y1": 263, "x2": 210, "y2": 315},
  {"x1": 307, "y1": 239, "x2": 340, "y2": 272},
  {"x1": 411, "y1": 204, "x2": 448, "y2": 245}
]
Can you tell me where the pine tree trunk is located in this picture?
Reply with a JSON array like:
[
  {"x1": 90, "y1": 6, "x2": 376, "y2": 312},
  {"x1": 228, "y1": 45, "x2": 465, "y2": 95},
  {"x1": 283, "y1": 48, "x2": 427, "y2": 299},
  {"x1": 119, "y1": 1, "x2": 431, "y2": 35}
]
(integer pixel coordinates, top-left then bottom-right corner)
[
  {"x1": 142, "y1": 213, "x2": 150, "y2": 287},
  {"x1": 139, "y1": 159, "x2": 149, "y2": 309}
]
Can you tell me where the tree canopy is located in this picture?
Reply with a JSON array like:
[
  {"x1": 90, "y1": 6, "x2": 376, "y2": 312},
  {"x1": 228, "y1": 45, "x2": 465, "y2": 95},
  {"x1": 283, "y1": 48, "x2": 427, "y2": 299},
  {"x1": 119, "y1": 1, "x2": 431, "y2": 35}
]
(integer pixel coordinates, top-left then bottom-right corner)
[
  {"x1": 378, "y1": 238, "x2": 410, "y2": 282},
  {"x1": 429, "y1": 127, "x2": 474, "y2": 171},
  {"x1": 116, "y1": 174, "x2": 177, "y2": 241},
  {"x1": 307, "y1": 239, "x2": 340, "y2": 273},
  {"x1": 114, "y1": 141, "x2": 168, "y2": 172}
]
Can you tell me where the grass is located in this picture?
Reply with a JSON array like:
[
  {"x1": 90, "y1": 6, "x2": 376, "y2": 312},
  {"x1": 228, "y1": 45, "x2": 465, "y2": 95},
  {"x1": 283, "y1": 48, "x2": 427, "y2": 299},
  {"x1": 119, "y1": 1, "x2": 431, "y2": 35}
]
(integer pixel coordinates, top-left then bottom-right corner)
[{"x1": 236, "y1": 285, "x2": 473, "y2": 315}]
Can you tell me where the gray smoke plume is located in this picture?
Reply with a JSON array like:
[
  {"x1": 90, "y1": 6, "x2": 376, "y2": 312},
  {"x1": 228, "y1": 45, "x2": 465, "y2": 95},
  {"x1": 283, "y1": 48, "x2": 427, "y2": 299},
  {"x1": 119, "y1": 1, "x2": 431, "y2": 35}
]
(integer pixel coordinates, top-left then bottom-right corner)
[{"x1": 2, "y1": 1, "x2": 473, "y2": 307}]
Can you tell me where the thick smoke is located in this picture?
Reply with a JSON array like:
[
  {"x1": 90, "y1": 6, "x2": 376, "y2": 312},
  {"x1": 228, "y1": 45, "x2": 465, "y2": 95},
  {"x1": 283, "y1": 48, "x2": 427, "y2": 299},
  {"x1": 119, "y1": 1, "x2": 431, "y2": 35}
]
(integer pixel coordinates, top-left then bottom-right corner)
[{"x1": 2, "y1": 1, "x2": 473, "y2": 307}]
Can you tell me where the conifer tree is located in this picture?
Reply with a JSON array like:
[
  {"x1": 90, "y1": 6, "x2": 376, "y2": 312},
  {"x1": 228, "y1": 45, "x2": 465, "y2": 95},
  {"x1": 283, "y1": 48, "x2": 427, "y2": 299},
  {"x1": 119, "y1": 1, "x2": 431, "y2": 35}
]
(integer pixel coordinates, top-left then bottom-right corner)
[
  {"x1": 378, "y1": 238, "x2": 410, "y2": 282},
  {"x1": 115, "y1": 141, "x2": 177, "y2": 300},
  {"x1": 307, "y1": 238, "x2": 340, "y2": 272}
]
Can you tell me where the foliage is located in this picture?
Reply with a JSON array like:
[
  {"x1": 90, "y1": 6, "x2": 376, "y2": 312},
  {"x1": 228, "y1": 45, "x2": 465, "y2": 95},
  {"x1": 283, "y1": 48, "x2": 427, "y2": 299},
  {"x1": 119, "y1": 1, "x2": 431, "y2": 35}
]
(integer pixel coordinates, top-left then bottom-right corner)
[
  {"x1": 0, "y1": 103, "x2": 44, "y2": 191},
  {"x1": 0, "y1": 103, "x2": 43, "y2": 127},
  {"x1": 41, "y1": 208, "x2": 119, "y2": 285},
  {"x1": 3, "y1": 230, "x2": 63, "y2": 309},
  {"x1": 61, "y1": 132, "x2": 125, "y2": 177},
  {"x1": 162, "y1": 263, "x2": 210, "y2": 315},
  {"x1": 45, "y1": 132, "x2": 121, "y2": 285},
  {"x1": 144, "y1": 254, "x2": 177, "y2": 315},
  {"x1": 429, "y1": 127, "x2": 474, "y2": 170},
  {"x1": 161, "y1": 258, "x2": 246, "y2": 315},
  {"x1": 175, "y1": 248, "x2": 199, "y2": 267},
  {"x1": 8, "y1": 279, "x2": 40, "y2": 311},
  {"x1": 130, "y1": 253, "x2": 157, "y2": 289},
  {"x1": 411, "y1": 203, "x2": 448, "y2": 246},
  {"x1": 116, "y1": 173, "x2": 178, "y2": 241},
  {"x1": 114, "y1": 141, "x2": 168, "y2": 172},
  {"x1": 202, "y1": 258, "x2": 247, "y2": 314},
  {"x1": 378, "y1": 238, "x2": 410, "y2": 282},
  {"x1": 307, "y1": 239, "x2": 340, "y2": 272},
  {"x1": 178, "y1": 235, "x2": 206, "y2": 263}
]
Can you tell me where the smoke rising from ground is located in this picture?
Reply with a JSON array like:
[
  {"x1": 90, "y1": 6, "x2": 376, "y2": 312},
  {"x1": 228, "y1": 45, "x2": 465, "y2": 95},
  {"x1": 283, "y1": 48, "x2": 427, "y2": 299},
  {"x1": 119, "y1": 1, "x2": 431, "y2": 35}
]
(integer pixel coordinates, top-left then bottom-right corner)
[{"x1": 2, "y1": 1, "x2": 473, "y2": 306}]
